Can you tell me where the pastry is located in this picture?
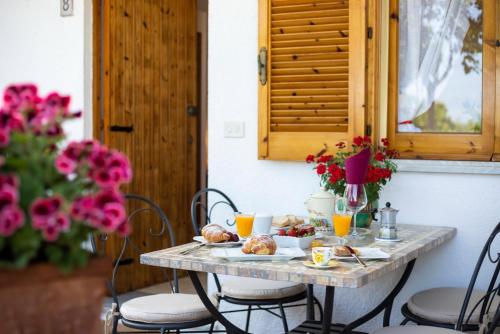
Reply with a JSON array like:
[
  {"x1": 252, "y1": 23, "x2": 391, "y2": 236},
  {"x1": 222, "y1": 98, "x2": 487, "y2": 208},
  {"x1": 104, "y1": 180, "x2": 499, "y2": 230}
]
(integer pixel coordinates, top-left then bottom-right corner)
[
  {"x1": 241, "y1": 234, "x2": 277, "y2": 255},
  {"x1": 201, "y1": 224, "x2": 231, "y2": 243},
  {"x1": 334, "y1": 246, "x2": 360, "y2": 257},
  {"x1": 271, "y1": 215, "x2": 304, "y2": 228}
]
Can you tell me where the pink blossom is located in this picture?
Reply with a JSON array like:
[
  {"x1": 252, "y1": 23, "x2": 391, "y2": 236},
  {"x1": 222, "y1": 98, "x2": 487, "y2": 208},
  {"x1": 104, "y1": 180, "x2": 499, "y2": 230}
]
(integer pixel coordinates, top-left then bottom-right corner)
[
  {"x1": 54, "y1": 212, "x2": 70, "y2": 231},
  {"x1": 70, "y1": 196, "x2": 95, "y2": 221},
  {"x1": 3, "y1": 84, "x2": 39, "y2": 110},
  {"x1": 116, "y1": 221, "x2": 131, "y2": 236},
  {"x1": 0, "y1": 185, "x2": 18, "y2": 209},
  {"x1": 62, "y1": 141, "x2": 83, "y2": 160},
  {"x1": 0, "y1": 206, "x2": 25, "y2": 237},
  {"x1": 0, "y1": 128, "x2": 10, "y2": 147},
  {"x1": 103, "y1": 202, "x2": 126, "y2": 224},
  {"x1": 55, "y1": 154, "x2": 77, "y2": 175},
  {"x1": 92, "y1": 169, "x2": 114, "y2": 188},
  {"x1": 42, "y1": 225, "x2": 59, "y2": 242}
]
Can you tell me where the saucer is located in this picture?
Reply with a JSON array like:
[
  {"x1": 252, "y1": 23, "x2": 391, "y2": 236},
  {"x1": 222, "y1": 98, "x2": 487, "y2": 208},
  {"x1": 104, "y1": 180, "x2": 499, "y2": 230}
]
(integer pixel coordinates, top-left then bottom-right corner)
[
  {"x1": 374, "y1": 237, "x2": 402, "y2": 242},
  {"x1": 302, "y1": 260, "x2": 339, "y2": 269}
]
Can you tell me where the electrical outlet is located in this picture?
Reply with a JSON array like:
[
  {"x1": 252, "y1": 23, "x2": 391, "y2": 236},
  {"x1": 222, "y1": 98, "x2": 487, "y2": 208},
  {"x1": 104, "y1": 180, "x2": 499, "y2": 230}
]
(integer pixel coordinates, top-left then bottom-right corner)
[
  {"x1": 60, "y1": 0, "x2": 74, "y2": 17},
  {"x1": 224, "y1": 122, "x2": 245, "y2": 138}
]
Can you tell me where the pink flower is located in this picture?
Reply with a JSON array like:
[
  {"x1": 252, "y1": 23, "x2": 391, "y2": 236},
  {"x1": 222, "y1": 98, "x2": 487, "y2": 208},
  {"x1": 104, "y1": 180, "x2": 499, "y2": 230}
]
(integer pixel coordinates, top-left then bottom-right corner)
[
  {"x1": 103, "y1": 202, "x2": 126, "y2": 223},
  {"x1": 70, "y1": 196, "x2": 95, "y2": 221},
  {"x1": 0, "y1": 128, "x2": 10, "y2": 147},
  {"x1": 0, "y1": 206, "x2": 25, "y2": 237},
  {"x1": 42, "y1": 225, "x2": 59, "y2": 242},
  {"x1": 62, "y1": 141, "x2": 83, "y2": 160},
  {"x1": 54, "y1": 212, "x2": 70, "y2": 232},
  {"x1": 0, "y1": 185, "x2": 18, "y2": 209},
  {"x1": 55, "y1": 154, "x2": 77, "y2": 175},
  {"x1": 3, "y1": 84, "x2": 39, "y2": 110},
  {"x1": 116, "y1": 221, "x2": 131, "y2": 236},
  {"x1": 92, "y1": 169, "x2": 114, "y2": 188}
]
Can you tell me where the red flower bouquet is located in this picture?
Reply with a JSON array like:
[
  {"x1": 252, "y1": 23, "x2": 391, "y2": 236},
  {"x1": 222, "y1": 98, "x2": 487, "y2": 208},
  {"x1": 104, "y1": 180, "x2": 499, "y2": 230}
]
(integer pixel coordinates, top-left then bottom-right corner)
[
  {"x1": 0, "y1": 84, "x2": 132, "y2": 271},
  {"x1": 306, "y1": 136, "x2": 398, "y2": 204}
]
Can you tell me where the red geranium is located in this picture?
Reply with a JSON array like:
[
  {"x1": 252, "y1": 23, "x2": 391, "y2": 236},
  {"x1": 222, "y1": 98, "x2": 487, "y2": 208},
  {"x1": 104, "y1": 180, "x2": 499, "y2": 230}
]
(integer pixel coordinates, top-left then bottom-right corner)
[{"x1": 306, "y1": 137, "x2": 398, "y2": 203}]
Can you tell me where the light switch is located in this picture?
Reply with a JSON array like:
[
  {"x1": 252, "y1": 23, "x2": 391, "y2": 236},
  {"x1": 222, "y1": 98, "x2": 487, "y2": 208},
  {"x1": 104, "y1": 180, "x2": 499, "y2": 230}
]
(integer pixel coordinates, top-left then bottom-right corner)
[
  {"x1": 224, "y1": 122, "x2": 245, "y2": 138},
  {"x1": 60, "y1": 0, "x2": 74, "y2": 17}
]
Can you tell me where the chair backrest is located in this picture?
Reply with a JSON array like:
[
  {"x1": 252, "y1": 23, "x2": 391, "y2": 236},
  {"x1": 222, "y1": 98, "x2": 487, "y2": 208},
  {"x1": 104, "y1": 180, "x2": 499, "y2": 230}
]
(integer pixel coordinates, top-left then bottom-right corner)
[
  {"x1": 456, "y1": 222, "x2": 500, "y2": 333},
  {"x1": 92, "y1": 194, "x2": 179, "y2": 308},
  {"x1": 190, "y1": 188, "x2": 239, "y2": 236}
]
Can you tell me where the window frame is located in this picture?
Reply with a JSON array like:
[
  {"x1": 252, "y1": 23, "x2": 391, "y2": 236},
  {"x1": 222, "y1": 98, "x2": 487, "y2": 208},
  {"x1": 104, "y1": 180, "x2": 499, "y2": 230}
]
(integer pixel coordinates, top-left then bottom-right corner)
[{"x1": 387, "y1": 0, "x2": 497, "y2": 161}]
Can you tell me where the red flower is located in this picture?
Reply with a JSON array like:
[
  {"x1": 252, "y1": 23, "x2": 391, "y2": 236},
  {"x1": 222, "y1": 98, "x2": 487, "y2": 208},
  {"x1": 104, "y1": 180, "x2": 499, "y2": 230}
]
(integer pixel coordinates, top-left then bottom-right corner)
[
  {"x1": 336, "y1": 141, "x2": 346, "y2": 149},
  {"x1": 305, "y1": 154, "x2": 315, "y2": 163},
  {"x1": 353, "y1": 136, "x2": 364, "y2": 146},
  {"x1": 381, "y1": 138, "x2": 389, "y2": 147},
  {"x1": 316, "y1": 164, "x2": 326, "y2": 175},
  {"x1": 317, "y1": 155, "x2": 332, "y2": 163},
  {"x1": 374, "y1": 152, "x2": 385, "y2": 162},
  {"x1": 363, "y1": 136, "x2": 372, "y2": 144}
]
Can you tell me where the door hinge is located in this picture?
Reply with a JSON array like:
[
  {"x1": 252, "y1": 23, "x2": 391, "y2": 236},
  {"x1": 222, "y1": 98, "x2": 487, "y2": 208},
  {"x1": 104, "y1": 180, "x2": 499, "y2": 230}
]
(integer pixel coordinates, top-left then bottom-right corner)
[
  {"x1": 367, "y1": 27, "x2": 373, "y2": 39},
  {"x1": 258, "y1": 47, "x2": 267, "y2": 85},
  {"x1": 365, "y1": 124, "x2": 372, "y2": 136}
]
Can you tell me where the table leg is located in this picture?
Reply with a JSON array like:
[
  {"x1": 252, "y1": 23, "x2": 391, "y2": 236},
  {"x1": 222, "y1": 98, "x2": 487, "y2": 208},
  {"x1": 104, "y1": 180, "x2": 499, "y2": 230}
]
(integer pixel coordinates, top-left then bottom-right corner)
[
  {"x1": 307, "y1": 284, "x2": 315, "y2": 321},
  {"x1": 322, "y1": 286, "x2": 335, "y2": 334},
  {"x1": 340, "y1": 259, "x2": 416, "y2": 333},
  {"x1": 187, "y1": 271, "x2": 246, "y2": 334}
]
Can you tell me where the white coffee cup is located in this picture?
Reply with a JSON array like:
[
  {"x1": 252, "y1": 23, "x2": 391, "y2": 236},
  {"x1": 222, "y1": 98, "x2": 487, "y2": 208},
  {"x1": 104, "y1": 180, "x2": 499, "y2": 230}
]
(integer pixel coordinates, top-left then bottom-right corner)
[
  {"x1": 252, "y1": 214, "x2": 273, "y2": 234},
  {"x1": 312, "y1": 247, "x2": 333, "y2": 266}
]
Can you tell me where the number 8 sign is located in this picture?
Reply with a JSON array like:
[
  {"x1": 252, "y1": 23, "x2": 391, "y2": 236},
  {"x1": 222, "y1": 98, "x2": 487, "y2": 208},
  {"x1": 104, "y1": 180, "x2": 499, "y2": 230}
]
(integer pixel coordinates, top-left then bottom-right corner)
[{"x1": 60, "y1": 0, "x2": 74, "y2": 17}]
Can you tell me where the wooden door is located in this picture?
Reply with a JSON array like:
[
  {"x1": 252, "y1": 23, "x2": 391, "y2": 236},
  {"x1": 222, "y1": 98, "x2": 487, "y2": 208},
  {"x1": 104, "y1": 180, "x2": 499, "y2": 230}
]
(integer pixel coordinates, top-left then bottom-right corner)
[{"x1": 93, "y1": 0, "x2": 199, "y2": 292}]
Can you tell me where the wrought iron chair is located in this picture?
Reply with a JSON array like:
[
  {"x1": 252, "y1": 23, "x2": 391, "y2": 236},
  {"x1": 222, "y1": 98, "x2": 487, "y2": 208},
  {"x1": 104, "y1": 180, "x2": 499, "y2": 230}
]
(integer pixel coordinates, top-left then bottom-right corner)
[
  {"x1": 190, "y1": 188, "x2": 323, "y2": 333},
  {"x1": 372, "y1": 222, "x2": 500, "y2": 334},
  {"x1": 95, "y1": 194, "x2": 217, "y2": 334}
]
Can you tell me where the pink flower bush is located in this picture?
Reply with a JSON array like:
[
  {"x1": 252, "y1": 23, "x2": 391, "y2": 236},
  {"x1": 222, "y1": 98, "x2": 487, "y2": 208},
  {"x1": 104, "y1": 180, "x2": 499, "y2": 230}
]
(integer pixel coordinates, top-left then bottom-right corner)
[
  {"x1": 0, "y1": 174, "x2": 24, "y2": 236},
  {"x1": 0, "y1": 84, "x2": 132, "y2": 270}
]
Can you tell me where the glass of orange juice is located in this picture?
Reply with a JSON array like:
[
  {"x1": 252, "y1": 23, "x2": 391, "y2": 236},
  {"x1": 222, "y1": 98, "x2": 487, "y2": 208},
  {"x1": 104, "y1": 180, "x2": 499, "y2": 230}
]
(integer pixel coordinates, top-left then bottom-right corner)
[
  {"x1": 333, "y1": 197, "x2": 352, "y2": 237},
  {"x1": 235, "y1": 213, "x2": 254, "y2": 238}
]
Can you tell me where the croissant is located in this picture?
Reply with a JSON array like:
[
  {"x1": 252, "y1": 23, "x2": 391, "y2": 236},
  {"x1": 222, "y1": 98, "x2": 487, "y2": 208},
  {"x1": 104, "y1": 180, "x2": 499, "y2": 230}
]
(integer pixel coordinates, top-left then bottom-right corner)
[
  {"x1": 201, "y1": 224, "x2": 231, "y2": 243},
  {"x1": 241, "y1": 234, "x2": 277, "y2": 255},
  {"x1": 334, "y1": 246, "x2": 360, "y2": 257}
]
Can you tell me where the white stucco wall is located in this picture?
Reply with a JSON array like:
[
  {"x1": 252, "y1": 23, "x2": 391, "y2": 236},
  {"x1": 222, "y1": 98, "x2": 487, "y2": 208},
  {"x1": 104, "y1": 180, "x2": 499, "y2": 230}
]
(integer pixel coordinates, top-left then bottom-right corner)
[
  {"x1": 207, "y1": 0, "x2": 500, "y2": 332},
  {"x1": 0, "y1": 0, "x2": 87, "y2": 141}
]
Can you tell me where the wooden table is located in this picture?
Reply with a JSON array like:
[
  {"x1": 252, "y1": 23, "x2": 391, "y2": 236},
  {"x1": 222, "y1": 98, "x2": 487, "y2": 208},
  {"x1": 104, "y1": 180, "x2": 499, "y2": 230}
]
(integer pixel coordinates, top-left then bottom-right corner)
[{"x1": 141, "y1": 224, "x2": 456, "y2": 333}]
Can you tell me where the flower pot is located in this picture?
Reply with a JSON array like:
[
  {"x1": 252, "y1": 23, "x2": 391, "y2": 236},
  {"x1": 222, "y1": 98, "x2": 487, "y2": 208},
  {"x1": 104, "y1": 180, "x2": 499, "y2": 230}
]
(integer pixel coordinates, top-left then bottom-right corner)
[
  {"x1": 355, "y1": 201, "x2": 379, "y2": 228},
  {"x1": 0, "y1": 257, "x2": 110, "y2": 334}
]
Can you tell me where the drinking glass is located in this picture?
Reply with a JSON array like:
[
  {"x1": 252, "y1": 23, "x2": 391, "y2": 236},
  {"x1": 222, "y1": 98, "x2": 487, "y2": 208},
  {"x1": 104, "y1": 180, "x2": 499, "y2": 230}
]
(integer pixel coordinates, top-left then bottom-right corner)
[
  {"x1": 344, "y1": 184, "x2": 367, "y2": 240},
  {"x1": 235, "y1": 213, "x2": 254, "y2": 238},
  {"x1": 333, "y1": 197, "x2": 352, "y2": 237}
]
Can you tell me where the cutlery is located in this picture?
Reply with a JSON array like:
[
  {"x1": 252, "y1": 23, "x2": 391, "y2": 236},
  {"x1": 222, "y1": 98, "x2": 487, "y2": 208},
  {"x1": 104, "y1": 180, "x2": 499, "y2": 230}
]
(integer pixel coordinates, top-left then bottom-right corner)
[
  {"x1": 345, "y1": 245, "x2": 367, "y2": 267},
  {"x1": 179, "y1": 243, "x2": 205, "y2": 255}
]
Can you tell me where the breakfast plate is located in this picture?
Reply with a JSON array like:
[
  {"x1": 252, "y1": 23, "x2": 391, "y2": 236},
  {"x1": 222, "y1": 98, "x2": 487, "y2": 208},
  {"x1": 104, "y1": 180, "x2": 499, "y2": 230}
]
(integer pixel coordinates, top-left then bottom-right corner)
[
  {"x1": 211, "y1": 247, "x2": 306, "y2": 262},
  {"x1": 332, "y1": 247, "x2": 391, "y2": 260},
  {"x1": 193, "y1": 236, "x2": 243, "y2": 247}
]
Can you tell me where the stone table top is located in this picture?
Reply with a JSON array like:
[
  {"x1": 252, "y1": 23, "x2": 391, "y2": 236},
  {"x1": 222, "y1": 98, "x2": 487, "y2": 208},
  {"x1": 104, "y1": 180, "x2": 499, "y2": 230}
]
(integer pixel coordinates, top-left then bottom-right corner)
[{"x1": 140, "y1": 224, "x2": 456, "y2": 288}]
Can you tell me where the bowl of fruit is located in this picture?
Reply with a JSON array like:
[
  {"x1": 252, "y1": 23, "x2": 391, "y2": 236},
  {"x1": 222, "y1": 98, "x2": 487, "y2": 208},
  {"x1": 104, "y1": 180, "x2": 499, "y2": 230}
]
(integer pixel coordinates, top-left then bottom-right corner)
[{"x1": 273, "y1": 224, "x2": 316, "y2": 249}]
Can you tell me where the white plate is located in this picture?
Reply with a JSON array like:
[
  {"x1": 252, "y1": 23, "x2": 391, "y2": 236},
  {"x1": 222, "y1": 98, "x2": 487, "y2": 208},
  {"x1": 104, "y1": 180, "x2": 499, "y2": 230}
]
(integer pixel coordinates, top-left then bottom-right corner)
[
  {"x1": 193, "y1": 236, "x2": 243, "y2": 247},
  {"x1": 211, "y1": 247, "x2": 306, "y2": 262},
  {"x1": 332, "y1": 247, "x2": 391, "y2": 260}
]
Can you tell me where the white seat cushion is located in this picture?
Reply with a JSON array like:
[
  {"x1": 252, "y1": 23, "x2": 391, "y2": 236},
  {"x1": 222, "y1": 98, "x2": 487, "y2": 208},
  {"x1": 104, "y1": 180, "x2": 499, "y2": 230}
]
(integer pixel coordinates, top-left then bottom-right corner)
[
  {"x1": 220, "y1": 277, "x2": 306, "y2": 300},
  {"x1": 120, "y1": 293, "x2": 216, "y2": 324},
  {"x1": 372, "y1": 326, "x2": 460, "y2": 334},
  {"x1": 407, "y1": 287, "x2": 497, "y2": 324}
]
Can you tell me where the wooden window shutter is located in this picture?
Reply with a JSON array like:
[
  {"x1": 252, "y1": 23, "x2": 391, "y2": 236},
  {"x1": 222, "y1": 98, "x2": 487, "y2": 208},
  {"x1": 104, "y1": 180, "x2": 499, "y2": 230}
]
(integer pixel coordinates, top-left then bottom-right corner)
[{"x1": 258, "y1": 0, "x2": 367, "y2": 161}]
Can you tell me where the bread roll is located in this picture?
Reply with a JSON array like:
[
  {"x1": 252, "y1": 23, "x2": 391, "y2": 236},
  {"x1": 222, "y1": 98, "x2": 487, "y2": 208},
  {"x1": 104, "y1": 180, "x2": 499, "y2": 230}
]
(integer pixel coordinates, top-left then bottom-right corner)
[
  {"x1": 241, "y1": 234, "x2": 277, "y2": 255},
  {"x1": 201, "y1": 224, "x2": 231, "y2": 243},
  {"x1": 334, "y1": 246, "x2": 360, "y2": 257}
]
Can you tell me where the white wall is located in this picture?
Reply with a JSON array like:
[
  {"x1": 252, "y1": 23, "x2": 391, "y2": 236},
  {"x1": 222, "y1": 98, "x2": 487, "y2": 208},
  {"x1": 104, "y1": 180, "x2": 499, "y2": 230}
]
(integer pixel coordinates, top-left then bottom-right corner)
[
  {"x1": 208, "y1": 0, "x2": 500, "y2": 332},
  {"x1": 0, "y1": 0, "x2": 87, "y2": 141}
]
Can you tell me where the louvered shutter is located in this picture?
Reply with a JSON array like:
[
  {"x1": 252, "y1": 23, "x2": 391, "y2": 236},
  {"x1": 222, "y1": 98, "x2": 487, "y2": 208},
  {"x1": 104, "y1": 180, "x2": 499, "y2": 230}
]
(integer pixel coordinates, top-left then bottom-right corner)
[{"x1": 258, "y1": 0, "x2": 366, "y2": 161}]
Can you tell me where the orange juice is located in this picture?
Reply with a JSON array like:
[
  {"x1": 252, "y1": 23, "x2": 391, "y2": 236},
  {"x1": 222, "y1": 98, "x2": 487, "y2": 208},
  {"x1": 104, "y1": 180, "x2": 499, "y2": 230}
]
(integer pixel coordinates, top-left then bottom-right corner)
[
  {"x1": 235, "y1": 214, "x2": 254, "y2": 237},
  {"x1": 333, "y1": 214, "x2": 352, "y2": 237}
]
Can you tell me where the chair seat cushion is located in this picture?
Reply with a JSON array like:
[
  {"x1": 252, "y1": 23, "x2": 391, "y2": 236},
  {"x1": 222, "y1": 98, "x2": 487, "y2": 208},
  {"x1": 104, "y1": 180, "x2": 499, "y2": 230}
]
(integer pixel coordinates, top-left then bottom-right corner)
[
  {"x1": 372, "y1": 326, "x2": 461, "y2": 334},
  {"x1": 120, "y1": 293, "x2": 216, "y2": 324},
  {"x1": 407, "y1": 287, "x2": 497, "y2": 324},
  {"x1": 220, "y1": 277, "x2": 306, "y2": 300}
]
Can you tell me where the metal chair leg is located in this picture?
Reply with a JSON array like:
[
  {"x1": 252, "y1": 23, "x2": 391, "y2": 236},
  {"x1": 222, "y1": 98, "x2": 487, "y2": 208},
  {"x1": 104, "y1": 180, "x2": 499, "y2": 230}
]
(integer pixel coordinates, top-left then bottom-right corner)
[
  {"x1": 314, "y1": 296, "x2": 324, "y2": 322},
  {"x1": 160, "y1": 328, "x2": 167, "y2": 334},
  {"x1": 278, "y1": 303, "x2": 289, "y2": 333},
  {"x1": 400, "y1": 318, "x2": 410, "y2": 325},
  {"x1": 245, "y1": 305, "x2": 252, "y2": 333},
  {"x1": 208, "y1": 321, "x2": 215, "y2": 334}
]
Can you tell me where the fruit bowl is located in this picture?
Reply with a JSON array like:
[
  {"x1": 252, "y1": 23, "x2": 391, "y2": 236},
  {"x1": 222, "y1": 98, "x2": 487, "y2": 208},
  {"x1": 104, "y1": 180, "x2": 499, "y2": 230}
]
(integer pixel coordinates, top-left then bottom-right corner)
[{"x1": 273, "y1": 235, "x2": 315, "y2": 249}]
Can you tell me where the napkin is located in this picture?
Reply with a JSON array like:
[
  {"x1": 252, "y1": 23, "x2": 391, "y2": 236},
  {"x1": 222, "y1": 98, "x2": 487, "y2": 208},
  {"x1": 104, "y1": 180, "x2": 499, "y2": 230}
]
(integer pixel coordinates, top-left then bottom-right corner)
[{"x1": 345, "y1": 148, "x2": 371, "y2": 184}]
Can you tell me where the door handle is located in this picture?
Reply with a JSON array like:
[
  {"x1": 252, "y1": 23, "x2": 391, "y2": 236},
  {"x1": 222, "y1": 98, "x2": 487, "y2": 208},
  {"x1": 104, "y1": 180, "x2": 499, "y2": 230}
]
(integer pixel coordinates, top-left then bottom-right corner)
[{"x1": 109, "y1": 125, "x2": 134, "y2": 133}]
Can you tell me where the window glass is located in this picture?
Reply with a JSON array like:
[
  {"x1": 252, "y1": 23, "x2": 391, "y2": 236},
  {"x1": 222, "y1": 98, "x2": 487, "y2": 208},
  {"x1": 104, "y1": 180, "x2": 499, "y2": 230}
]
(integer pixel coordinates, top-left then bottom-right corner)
[{"x1": 398, "y1": 0, "x2": 482, "y2": 133}]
